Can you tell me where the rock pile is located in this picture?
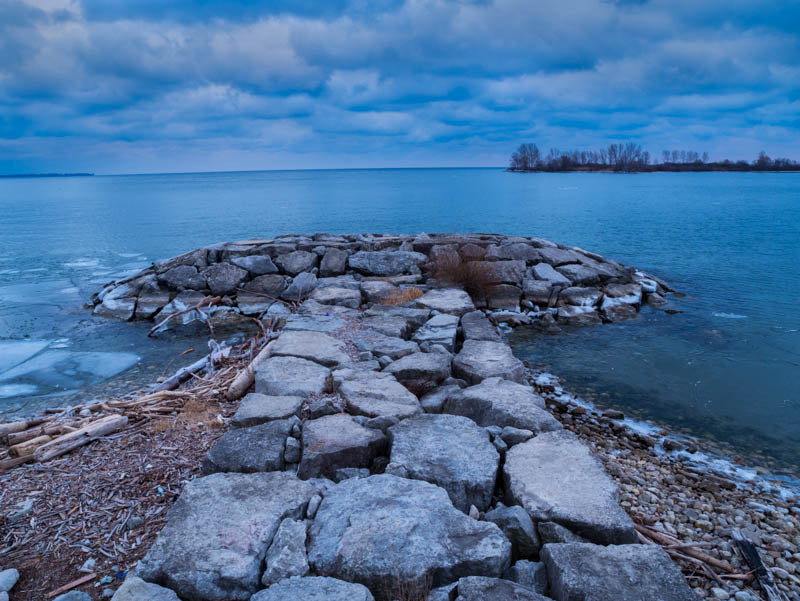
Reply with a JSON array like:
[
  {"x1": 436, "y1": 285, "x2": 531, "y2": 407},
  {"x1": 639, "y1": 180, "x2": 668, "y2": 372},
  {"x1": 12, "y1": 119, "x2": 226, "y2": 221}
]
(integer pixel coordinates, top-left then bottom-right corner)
[{"x1": 93, "y1": 234, "x2": 691, "y2": 601}]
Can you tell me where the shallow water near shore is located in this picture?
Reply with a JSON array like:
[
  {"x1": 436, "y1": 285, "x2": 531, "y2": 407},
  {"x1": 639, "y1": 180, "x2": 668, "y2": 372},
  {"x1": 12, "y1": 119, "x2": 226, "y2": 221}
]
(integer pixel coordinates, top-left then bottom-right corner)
[{"x1": 0, "y1": 168, "x2": 798, "y2": 478}]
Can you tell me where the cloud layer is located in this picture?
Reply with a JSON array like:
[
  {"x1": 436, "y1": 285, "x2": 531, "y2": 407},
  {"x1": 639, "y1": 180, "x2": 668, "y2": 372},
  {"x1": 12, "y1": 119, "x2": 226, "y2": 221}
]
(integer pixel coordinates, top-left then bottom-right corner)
[{"x1": 1, "y1": 0, "x2": 798, "y2": 173}]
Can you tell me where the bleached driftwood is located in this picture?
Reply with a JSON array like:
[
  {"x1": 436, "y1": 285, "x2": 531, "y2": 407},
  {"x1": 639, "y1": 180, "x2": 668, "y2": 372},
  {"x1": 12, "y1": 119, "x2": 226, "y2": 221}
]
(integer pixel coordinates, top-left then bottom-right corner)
[{"x1": 33, "y1": 415, "x2": 129, "y2": 462}]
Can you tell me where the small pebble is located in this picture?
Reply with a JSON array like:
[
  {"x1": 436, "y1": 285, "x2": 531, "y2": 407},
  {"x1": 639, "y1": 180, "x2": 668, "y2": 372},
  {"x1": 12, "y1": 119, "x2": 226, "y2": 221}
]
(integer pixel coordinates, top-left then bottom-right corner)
[
  {"x1": 0, "y1": 569, "x2": 19, "y2": 593},
  {"x1": 710, "y1": 587, "x2": 730, "y2": 600}
]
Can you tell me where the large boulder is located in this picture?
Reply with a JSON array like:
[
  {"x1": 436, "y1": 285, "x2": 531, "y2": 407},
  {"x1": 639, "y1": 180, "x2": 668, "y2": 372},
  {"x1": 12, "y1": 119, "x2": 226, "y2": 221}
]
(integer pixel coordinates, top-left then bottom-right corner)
[
  {"x1": 158, "y1": 265, "x2": 206, "y2": 291},
  {"x1": 485, "y1": 243, "x2": 541, "y2": 262},
  {"x1": 452, "y1": 340, "x2": 525, "y2": 384},
  {"x1": 415, "y1": 288, "x2": 475, "y2": 315},
  {"x1": 231, "y1": 393, "x2": 304, "y2": 427},
  {"x1": 252, "y1": 577, "x2": 374, "y2": 601},
  {"x1": 485, "y1": 504, "x2": 540, "y2": 559},
  {"x1": 599, "y1": 283, "x2": 642, "y2": 322},
  {"x1": 319, "y1": 248, "x2": 349, "y2": 277},
  {"x1": 203, "y1": 263, "x2": 248, "y2": 296},
  {"x1": 283, "y1": 313, "x2": 347, "y2": 334},
  {"x1": 556, "y1": 264, "x2": 603, "y2": 286},
  {"x1": 503, "y1": 431, "x2": 637, "y2": 545},
  {"x1": 388, "y1": 414, "x2": 499, "y2": 512},
  {"x1": 349, "y1": 250, "x2": 427, "y2": 276},
  {"x1": 335, "y1": 370, "x2": 422, "y2": 419},
  {"x1": 484, "y1": 284, "x2": 522, "y2": 310},
  {"x1": 136, "y1": 472, "x2": 319, "y2": 601},
  {"x1": 382, "y1": 352, "x2": 451, "y2": 390},
  {"x1": 556, "y1": 306, "x2": 602, "y2": 326},
  {"x1": 230, "y1": 254, "x2": 278, "y2": 275},
  {"x1": 242, "y1": 274, "x2": 289, "y2": 297},
  {"x1": 309, "y1": 286, "x2": 362, "y2": 309},
  {"x1": 201, "y1": 419, "x2": 293, "y2": 474},
  {"x1": 557, "y1": 287, "x2": 602, "y2": 307},
  {"x1": 298, "y1": 414, "x2": 387, "y2": 480},
  {"x1": 308, "y1": 475, "x2": 511, "y2": 593},
  {"x1": 443, "y1": 378, "x2": 561, "y2": 434},
  {"x1": 461, "y1": 310, "x2": 501, "y2": 342},
  {"x1": 275, "y1": 250, "x2": 318, "y2": 275},
  {"x1": 270, "y1": 331, "x2": 350, "y2": 368},
  {"x1": 541, "y1": 543, "x2": 695, "y2": 601},
  {"x1": 536, "y1": 248, "x2": 582, "y2": 266},
  {"x1": 469, "y1": 261, "x2": 526, "y2": 285},
  {"x1": 281, "y1": 272, "x2": 318, "y2": 301},
  {"x1": 110, "y1": 576, "x2": 180, "y2": 601},
  {"x1": 530, "y1": 263, "x2": 571, "y2": 285},
  {"x1": 359, "y1": 314, "x2": 410, "y2": 339},
  {"x1": 255, "y1": 356, "x2": 330, "y2": 397},
  {"x1": 412, "y1": 314, "x2": 460, "y2": 351},
  {"x1": 350, "y1": 329, "x2": 420, "y2": 360},
  {"x1": 522, "y1": 279, "x2": 554, "y2": 307}
]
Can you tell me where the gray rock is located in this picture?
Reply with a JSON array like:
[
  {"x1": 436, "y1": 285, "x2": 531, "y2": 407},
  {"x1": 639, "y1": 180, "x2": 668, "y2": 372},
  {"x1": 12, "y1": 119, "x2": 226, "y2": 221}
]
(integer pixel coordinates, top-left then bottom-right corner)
[
  {"x1": 335, "y1": 370, "x2": 422, "y2": 419},
  {"x1": 158, "y1": 265, "x2": 206, "y2": 290},
  {"x1": 452, "y1": 340, "x2": 525, "y2": 384},
  {"x1": 136, "y1": 472, "x2": 319, "y2": 601},
  {"x1": 94, "y1": 289, "x2": 138, "y2": 320},
  {"x1": 360, "y1": 280, "x2": 397, "y2": 304},
  {"x1": 309, "y1": 286, "x2": 361, "y2": 309},
  {"x1": 243, "y1": 274, "x2": 289, "y2": 297},
  {"x1": 389, "y1": 414, "x2": 499, "y2": 512},
  {"x1": 284, "y1": 437, "x2": 302, "y2": 463},
  {"x1": 334, "y1": 467, "x2": 371, "y2": 481},
  {"x1": 505, "y1": 561, "x2": 548, "y2": 595},
  {"x1": 275, "y1": 250, "x2": 318, "y2": 275},
  {"x1": 308, "y1": 474, "x2": 511, "y2": 592},
  {"x1": 503, "y1": 431, "x2": 637, "y2": 545},
  {"x1": 283, "y1": 313, "x2": 346, "y2": 333},
  {"x1": 54, "y1": 592, "x2": 93, "y2": 601},
  {"x1": 359, "y1": 314, "x2": 410, "y2": 338},
  {"x1": 382, "y1": 352, "x2": 451, "y2": 390},
  {"x1": 555, "y1": 263, "x2": 603, "y2": 286},
  {"x1": 531, "y1": 263, "x2": 571, "y2": 285},
  {"x1": 416, "y1": 288, "x2": 476, "y2": 315},
  {"x1": 470, "y1": 260, "x2": 526, "y2": 285},
  {"x1": 522, "y1": 278, "x2": 555, "y2": 308},
  {"x1": 420, "y1": 384, "x2": 461, "y2": 413},
  {"x1": 202, "y1": 419, "x2": 292, "y2": 474},
  {"x1": 557, "y1": 286, "x2": 602, "y2": 307},
  {"x1": 556, "y1": 305, "x2": 602, "y2": 326},
  {"x1": 255, "y1": 356, "x2": 330, "y2": 398},
  {"x1": 348, "y1": 250, "x2": 427, "y2": 276},
  {"x1": 135, "y1": 290, "x2": 173, "y2": 319},
  {"x1": 262, "y1": 518, "x2": 309, "y2": 585},
  {"x1": 231, "y1": 393, "x2": 303, "y2": 427},
  {"x1": 485, "y1": 505, "x2": 541, "y2": 558},
  {"x1": 536, "y1": 247, "x2": 582, "y2": 266},
  {"x1": 298, "y1": 414, "x2": 386, "y2": 480},
  {"x1": 281, "y1": 272, "x2": 318, "y2": 301},
  {"x1": 461, "y1": 310, "x2": 501, "y2": 341},
  {"x1": 646, "y1": 291, "x2": 667, "y2": 307},
  {"x1": 0, "y1": 592, "x2": 7, "y2": 601},
  {"x1": 599, "y1": 296, "x2": 638, "y2": 322},
  {"x1": 236, "y1": 294, "x2": 290, "y2": 317},
  {"x1": 541, "y1": 543, "x2": 695, "y2": 601},
  {"x1": 365, "y1": 415, "x2": 399, "y2": 431},
  {"x1": 307, "y1": 396, "x2": 347, "y2": 419},
  {"x1": 484, "y1": 284, "x2": 522, "y2": 310},
  {"x1": 537, "y1": 522, "x2": 589, "y2": 545},
  {"x1": 485, "y1": 242, "x2": 541, "y2": 262},
  {"x1": 154, "y1": 247, "x2": 208, "y2": 272},
  {"x1": 443, "y1": 377, "x2": 561, "y2": 433},
  {"x1": 203, "y1": 263, "x2": 248, "y2": 296},
  {"x1": 271, "y1": 330, "x2": 350, "y2": 367},
  {"x1": 300, "y1": 298, "x2": 360, "y2": 318},
  {"x1": 500, "y1": 426, "x2": 534, "y2": 446},
  {"x1": 230, "y1": 254, "x2": 278, "y2": 275},
  {"x1": 350, "y1": 329, "x2": 420, "y2": 360},
  {"x1": 364, "y1": 305, "x2": 431, "y2": 329},
  {"x1": 252, "y1": 577, "x2": 374, "y2": 601},
  {"x1": 0, "y1": 569, "x2": 18, "y2": 593},
  {"x1": 317, "y1": 274, "x2": 361, "y2": 289},
  {"x1": 413, "y1": 313, "x2": 460, "y2": 351},
  {"x1": 319, "y1": 248, "x2": 349, "y2": 277},
  {"x1": 110, "y1": 576, "x2": 179, "y2": 601},
  {"x1": 446, "y1": 576, "x2": 549, "y2": 600}
]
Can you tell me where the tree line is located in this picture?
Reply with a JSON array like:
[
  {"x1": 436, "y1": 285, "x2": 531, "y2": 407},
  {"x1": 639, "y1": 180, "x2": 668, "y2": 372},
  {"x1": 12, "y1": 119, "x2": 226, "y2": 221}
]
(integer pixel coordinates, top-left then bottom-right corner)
[{"x1": 508, "y1": 143, "x2": 799, "y2": 173}]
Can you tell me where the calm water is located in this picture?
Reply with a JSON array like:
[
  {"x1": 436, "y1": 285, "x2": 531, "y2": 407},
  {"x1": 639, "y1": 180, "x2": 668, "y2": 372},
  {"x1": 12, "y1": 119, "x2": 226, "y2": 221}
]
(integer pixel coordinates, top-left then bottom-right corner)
[{"x1": 0, "y1": 169, "x2": 798, "y2": 472}]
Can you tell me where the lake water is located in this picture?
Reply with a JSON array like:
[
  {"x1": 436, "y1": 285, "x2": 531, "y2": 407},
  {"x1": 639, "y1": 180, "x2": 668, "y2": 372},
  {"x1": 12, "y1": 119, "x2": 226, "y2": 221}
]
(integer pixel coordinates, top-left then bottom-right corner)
[{"x1": 1, "y1": 169, "x2": 798, "y2": 475}]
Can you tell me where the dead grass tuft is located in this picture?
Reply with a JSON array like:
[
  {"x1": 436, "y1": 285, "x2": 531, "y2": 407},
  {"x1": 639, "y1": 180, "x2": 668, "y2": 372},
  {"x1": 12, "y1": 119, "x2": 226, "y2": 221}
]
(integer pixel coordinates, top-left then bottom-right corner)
[{"x1": 427, "y1": 252, "x2": 493, "y2": 296}]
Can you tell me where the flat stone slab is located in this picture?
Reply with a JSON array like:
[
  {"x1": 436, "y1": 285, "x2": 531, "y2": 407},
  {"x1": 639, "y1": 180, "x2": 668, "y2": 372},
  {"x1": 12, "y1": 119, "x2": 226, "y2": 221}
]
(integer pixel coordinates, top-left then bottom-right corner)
[
  {"x1": 110, "y1": 576, "x2": 180, "y2": 601},
  {"x1": 503, "y1": 431, "x2": 637, "y2": 545},
  {"x1": 460, "y1": 310, "x2": 501, "y2": 341},
  {"x1": 252, "y1": 577, "x2": 374, "y2": 601},
  {"x1": 283, "y1": 313, "x2": 347, "y2": 333},
  {"x1": 262, "y1": 518, "x2": 309, "y2": 585},
  {"x1": 255, "y1": 356, "x2": 331, "y2": 397},
  {"x1": 308, "y1": 474, "x2": 511, "y2": 592},
  {"x1": 298, "y1": 414, "x2": 386, "y2": 479},
  {"x1": 389, "y1": 414, "x2": 499, "y2": 512},
  {"x1": 201, "y1": 419, "x2": 293, "y2": 474},
  {"x1": 350, "y1": 329, "x2": 420, "y2": 359},
  {"x1": 452, "y1": 340, "x2": 525, "y2": 384},
  {"x1": 348, "y1": 250, "x2": 427, "y2": 275},
  {"x1": 541, "y1": 543, "x2": 695, "y2": 601},
  {"x1": 382, "y1": 351, "x2": 451, "y2": 389},
  {"x1": 270, "y1": 331, "x2": 350, "y2": 367},
  {"x1": 413, "y1": 313, "x2": 459, "y2": 351},
  {"x1": 136, "y1": 472, "x2": 318, "y2": 601},
  {"x1": 531, "y1": 263, "x2": 571, "y2": 285},
  {"x1": 359, "y1": 314, "x2": 410, "y2": 338},
  {"x1": 335, "y1": 370, "x2": 422, "y2": 419},
  {"x1": 364, "y1": 305, "x2": 431, "y2": 329},
  {"x1": 431, "y1": 576, "x2": 550, "y2": 601},
  {"x1": 309, "y1": 286, "x2": 362, "y2": 309},
  {"x1": 443, "y1": 377, "x2": 561, "y2": 433},
  {"x1": 416, "y1": 288, "x2": 476, "y2": 315},
  {"x1": 231, "y1": 393, "x2": 303, "y2": 427}
]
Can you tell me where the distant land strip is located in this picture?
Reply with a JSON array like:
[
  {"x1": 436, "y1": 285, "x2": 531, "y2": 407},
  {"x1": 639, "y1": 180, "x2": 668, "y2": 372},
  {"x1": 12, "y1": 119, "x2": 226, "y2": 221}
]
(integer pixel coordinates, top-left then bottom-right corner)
[
  {"x1": 508, "y1": 143, "x2": 799, "y2": 173},
  {"x1": 0, "y1": 173, "x2": 94, "y2": 178}
]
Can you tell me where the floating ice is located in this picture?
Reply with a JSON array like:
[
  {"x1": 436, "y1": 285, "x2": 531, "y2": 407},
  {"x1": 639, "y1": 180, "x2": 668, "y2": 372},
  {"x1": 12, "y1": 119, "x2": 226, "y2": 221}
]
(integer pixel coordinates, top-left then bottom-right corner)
[
  {"x1": 0, "y1": 383, "x2": 38, "y2": 398},
  {"x1": 0, "y1": 340, "x2": 51, "y2": 373},
  {"x1": 65, "y1": 258, "x2": 101, "y2": 268},
  {"x1": 712, "y1": 312, "x2": 747, "y2": 319}
]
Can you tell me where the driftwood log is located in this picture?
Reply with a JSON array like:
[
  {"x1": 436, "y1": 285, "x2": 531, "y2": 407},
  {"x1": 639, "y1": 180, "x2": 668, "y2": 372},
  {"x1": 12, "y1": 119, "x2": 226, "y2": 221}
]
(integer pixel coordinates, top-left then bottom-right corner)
[
  {"x1": 226, "y1": 340, "x2": 275, "y2": 401},
  {"x1": 33, "y1": 415, "x2": 129, "y2": 462}
]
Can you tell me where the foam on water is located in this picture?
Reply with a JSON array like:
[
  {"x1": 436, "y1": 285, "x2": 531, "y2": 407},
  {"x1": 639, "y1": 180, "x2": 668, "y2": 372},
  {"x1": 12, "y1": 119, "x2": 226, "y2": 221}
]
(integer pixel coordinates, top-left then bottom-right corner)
[{"x1": 64, "y1": 258, "x2": 101, "y2": 268}]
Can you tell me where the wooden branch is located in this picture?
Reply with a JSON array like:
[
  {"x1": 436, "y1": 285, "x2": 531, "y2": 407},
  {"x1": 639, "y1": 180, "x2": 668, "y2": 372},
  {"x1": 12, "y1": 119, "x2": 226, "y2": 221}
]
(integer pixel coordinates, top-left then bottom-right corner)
[
  {"x1": 225, "y1": 340, "x2": 275, "y2": 401},
  {"x1": 10, "y1": 435, "x2": 52, "y2": 457},
  {"x1": 732, "y1": 529, "x2": 787, "y2": 601},
  {"x1": 34, "y1": 415, "x2": 128, "y2": 462},
  {"x1": 635, "y1": 523, "x2": 737, "y2": 574},
  {"x1": 147, "y1": 296, "x2": 224, "y2": 337},
  {"x1": 46, "y1": 573, "x2": 97, "y2": 598}
]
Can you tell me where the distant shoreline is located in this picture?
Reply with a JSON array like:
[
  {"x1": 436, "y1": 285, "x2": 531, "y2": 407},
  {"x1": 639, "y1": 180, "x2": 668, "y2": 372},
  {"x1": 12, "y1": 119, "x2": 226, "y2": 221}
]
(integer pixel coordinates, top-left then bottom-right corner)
[{"x1": 0, "y1": 173, "x2": 94, "y2": 179}]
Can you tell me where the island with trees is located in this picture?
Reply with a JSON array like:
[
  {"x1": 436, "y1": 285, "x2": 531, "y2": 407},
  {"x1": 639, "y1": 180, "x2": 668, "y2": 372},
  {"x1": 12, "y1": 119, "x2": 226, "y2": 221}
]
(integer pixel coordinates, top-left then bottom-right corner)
[{"x1": 508, "y1": 143, "x2": 798, "y2": 172}]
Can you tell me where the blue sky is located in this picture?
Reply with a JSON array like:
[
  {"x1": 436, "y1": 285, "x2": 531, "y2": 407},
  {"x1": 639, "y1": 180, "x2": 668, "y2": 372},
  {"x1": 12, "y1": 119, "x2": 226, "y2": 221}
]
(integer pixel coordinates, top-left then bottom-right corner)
[{"x1": 0, "y1": 0, "x2": 798, "y2": 174}]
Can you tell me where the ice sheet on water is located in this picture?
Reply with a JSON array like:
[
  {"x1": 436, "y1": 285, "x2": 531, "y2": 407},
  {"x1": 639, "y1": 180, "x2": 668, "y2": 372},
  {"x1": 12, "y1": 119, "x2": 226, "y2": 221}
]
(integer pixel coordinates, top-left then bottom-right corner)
[
  {"x1": 0, "y1": 383, "x2": 38, "y2": 399},
  {"x1": 713, "y1": 312, "x2": 747, "y2": 319},
  {"x1": 64, "y1": 258, "x2": 101, "y2": 269},
  {"x1": 0, "y1": 339, "x2": 51, "y2": 373}
]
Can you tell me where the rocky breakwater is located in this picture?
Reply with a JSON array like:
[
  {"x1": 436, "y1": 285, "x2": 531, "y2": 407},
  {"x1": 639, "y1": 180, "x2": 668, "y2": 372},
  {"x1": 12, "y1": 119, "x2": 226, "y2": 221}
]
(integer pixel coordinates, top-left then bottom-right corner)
[{"x1": 87, "y1": 234, "x2": 689, "y2": 601}]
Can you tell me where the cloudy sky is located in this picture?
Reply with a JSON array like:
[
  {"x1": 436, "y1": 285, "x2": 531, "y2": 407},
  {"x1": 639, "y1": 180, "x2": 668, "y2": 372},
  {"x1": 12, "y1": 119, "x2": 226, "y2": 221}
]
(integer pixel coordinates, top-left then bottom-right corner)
[{"x1": 1, "y1": 0, "x2": 798, "y2": 174}]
